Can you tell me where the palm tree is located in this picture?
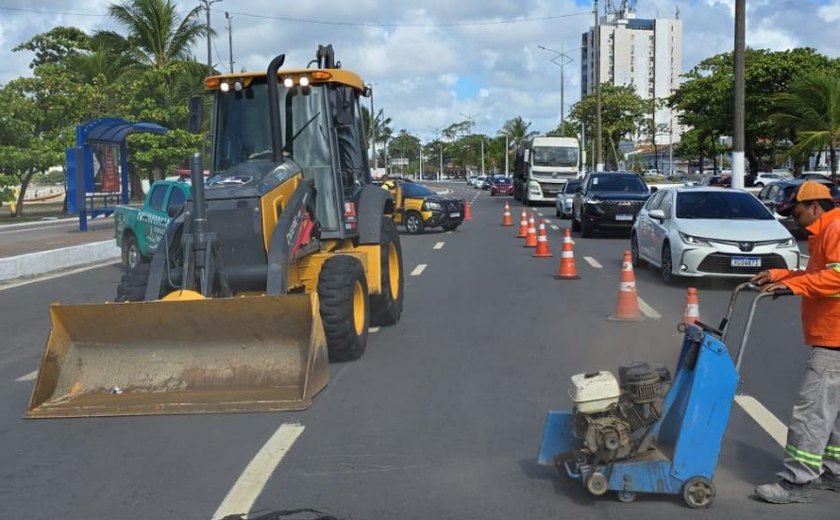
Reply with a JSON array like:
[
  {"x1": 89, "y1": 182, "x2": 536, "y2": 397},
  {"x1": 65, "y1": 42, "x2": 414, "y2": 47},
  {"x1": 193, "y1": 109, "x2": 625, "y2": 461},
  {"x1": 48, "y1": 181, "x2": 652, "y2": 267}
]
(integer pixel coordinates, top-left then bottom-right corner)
[
  {"x1": 499, "y1": 116, "x2": 538, "y2": 150},
  {"x1": 772, "y1": 72, "x2": 840, "y2": 180},
  {"x1": 99, "y1": 0, "x2": 208, "y2": 70}
]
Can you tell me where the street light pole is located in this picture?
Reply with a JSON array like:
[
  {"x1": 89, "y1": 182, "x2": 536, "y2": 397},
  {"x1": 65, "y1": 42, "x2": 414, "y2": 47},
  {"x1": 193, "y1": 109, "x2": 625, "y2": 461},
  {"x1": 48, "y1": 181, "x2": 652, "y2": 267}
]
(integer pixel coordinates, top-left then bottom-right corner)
[
  {"x1": 200, "y1": 0, "x2": 222, "y2": 73},
  {"x1": 505, "y1": 134, "x2": 510, "y2": 176},
  {"x1": 225, "y1": 11, "x2": 234, "y2": 73},
  {"x1": 368, "y1": 83, "x2": 378, "y2": 170},
  {"x1": 538, "y1": 45, "x2": 578, "y2": 133},
  {"x1": 732, "y1": 0, "x2": 746, "y2": 189},
  {"x1": 594, "y1": 0, "x2": 603, "y2": 171}
]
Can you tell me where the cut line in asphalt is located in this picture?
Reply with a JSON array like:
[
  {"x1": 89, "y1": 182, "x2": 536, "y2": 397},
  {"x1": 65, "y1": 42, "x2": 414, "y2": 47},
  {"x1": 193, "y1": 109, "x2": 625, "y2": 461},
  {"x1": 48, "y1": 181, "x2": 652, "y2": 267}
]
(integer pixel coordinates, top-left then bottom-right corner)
[
  {"x1": 636, "y1": 297, "x2": 661, "y2": 319},
  {"x1": 433, "y1": 242, "x2": 445, "y2": 250},
  {"x1": 410, "y1": 264, "x2": 427, "y2": 276},
  {"x1": 211, "y1": 423, "x2": 305, "y2": 520},
  {"x1": 584, "y1": 256, "x2": 603, "y2": 269},
  {"x1": 734, "y1": 394, "x2": 787, "y2": 448},
  {"x1": 15, "y1": 370, "x2": 38, "y2": 382}
]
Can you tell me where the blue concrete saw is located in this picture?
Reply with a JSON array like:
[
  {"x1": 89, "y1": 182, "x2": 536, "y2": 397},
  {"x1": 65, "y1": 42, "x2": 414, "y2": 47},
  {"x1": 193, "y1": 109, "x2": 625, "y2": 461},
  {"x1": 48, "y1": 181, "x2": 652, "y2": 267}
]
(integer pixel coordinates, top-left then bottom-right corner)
[{"x1": 537, "y1": 282, "x2": 791, "y2": 508}]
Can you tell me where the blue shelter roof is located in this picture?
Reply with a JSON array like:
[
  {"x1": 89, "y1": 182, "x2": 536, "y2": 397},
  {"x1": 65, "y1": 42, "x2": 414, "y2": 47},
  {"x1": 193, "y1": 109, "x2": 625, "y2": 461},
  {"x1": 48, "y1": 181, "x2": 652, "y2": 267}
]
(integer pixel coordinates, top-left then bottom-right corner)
[{"x1": 78, "y1": 117, "x2": 167, "y2": 144}]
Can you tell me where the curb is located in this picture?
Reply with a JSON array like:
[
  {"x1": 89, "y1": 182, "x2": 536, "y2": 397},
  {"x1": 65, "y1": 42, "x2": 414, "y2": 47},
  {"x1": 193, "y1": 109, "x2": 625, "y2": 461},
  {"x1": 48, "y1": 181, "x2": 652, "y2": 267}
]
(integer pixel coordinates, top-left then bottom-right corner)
[{"x1": 0, "y1": 240, "x2": 121, "y2": 282}]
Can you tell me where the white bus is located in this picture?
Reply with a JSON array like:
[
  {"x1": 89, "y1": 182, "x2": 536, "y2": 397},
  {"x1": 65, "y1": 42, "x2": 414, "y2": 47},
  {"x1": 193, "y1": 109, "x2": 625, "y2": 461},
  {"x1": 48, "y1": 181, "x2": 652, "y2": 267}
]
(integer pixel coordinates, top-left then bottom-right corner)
[{"x1": 513, "y1": 136, "x2": 580, "y2": 205}]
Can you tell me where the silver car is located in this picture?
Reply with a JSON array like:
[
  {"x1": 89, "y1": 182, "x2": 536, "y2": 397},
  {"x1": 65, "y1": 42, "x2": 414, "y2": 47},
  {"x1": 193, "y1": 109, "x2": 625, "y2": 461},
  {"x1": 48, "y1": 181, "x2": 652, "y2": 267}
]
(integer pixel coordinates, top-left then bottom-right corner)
[
  {"x1": 631, "y1": 187, "x2": 800, "y2": 284},
  {"x1": 555, "y1": 179, "x2": 581, "y2": 218}
]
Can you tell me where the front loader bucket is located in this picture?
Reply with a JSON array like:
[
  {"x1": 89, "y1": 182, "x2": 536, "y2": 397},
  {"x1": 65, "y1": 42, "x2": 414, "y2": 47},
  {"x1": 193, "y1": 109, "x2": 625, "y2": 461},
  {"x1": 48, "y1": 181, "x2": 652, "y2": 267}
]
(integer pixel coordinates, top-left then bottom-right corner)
[{"x1": 25, "y1": 293, "x2": 329, "y2": 418}]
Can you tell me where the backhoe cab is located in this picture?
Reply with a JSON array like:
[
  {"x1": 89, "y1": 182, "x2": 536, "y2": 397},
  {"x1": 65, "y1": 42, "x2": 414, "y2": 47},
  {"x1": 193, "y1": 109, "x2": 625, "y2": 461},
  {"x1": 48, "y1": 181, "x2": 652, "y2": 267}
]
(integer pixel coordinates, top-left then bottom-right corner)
[{"x1": 27, "y1": 45, "x2": 404, "y2": 418}]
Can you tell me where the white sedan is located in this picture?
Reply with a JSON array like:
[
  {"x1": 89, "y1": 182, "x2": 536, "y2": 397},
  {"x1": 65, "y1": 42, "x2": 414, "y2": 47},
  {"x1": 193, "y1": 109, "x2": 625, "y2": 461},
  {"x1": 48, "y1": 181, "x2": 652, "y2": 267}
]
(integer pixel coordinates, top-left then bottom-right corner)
[{"x1": 631, "y1": 187, "x2": 800, "y2": 284}]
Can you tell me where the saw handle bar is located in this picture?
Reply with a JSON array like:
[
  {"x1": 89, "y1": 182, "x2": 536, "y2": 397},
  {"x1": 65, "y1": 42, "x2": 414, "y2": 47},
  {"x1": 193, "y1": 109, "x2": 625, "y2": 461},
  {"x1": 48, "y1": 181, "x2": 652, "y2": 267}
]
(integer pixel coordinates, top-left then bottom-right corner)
[{"x1": 708, "y1": 282, "x2": 792, "y2": 374}]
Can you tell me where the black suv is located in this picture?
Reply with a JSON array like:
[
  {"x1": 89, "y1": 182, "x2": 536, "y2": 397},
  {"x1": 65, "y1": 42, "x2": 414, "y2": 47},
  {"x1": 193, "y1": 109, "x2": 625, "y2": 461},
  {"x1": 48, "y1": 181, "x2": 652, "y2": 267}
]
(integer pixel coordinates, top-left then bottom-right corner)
[
  {"x1": 757, "y1": 178, "x2": 840, "y2": 238},
  {"x1": 572, "y1": 172, "x2": 654, "y2": 237}
]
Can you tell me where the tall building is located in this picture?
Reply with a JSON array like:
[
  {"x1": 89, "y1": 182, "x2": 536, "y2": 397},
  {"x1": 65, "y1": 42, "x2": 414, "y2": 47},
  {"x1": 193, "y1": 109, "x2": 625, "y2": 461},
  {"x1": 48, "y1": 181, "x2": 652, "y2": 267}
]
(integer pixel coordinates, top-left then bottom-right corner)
[{"x1": 581, "y1": 1, "x2": 682, "y2": 145}]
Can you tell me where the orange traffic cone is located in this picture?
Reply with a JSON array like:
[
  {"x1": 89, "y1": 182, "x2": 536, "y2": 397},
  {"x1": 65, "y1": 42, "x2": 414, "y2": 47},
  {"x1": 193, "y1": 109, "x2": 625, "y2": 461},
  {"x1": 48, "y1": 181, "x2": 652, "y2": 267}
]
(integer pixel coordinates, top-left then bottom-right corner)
[
  {"x1": 533, "y1": 219, "x2": 553, "y2": 257},
  {"x1": 608, "y1": 251, "x2": 644, "y2": 322},
  {"x1": 523, "y1": 212, "x2": 538, "y2": 247},
  {"x1": 464, "y1": 199, "x2": 472, "y2": 221},
  {"x1": 517, "y1": 209, "x2": 528, "y2": 238},
  {"x1": 554, "y1": 228, "x2": 580, "y2": 280},
  {"x1": 682, "y1": 287, "x2": 700, "y2": 325},
  {"x1": 502, "y1": 202, "x2": 513, "y2": 226}
]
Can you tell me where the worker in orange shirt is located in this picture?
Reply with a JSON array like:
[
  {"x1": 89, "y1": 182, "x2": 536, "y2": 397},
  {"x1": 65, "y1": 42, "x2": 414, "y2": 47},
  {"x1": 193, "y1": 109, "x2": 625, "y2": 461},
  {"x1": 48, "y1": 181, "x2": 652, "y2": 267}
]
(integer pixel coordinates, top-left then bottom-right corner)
[{"x1": 753, "y1": 181, "x2": 840, "y2": 504}]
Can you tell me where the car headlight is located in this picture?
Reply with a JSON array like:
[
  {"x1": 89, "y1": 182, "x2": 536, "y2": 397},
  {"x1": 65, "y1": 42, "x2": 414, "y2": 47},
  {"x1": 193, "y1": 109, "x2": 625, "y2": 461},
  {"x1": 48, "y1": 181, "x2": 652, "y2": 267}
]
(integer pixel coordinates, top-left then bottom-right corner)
[
  {"x1": 424, "y1": 201, "x2": 442, "y2": 211},
  {"x1": 585, "y1": 197, "x2": 602, "y2": 205},
  {"x1": 679, "y1": 232, "x2": 711, "y2": 246},
  {"x1": 777, "y1": 237, "x2": 797, "y2": 248},
  {"x1": 528, "y1": 183, "x2": 541, "y2": 194}
]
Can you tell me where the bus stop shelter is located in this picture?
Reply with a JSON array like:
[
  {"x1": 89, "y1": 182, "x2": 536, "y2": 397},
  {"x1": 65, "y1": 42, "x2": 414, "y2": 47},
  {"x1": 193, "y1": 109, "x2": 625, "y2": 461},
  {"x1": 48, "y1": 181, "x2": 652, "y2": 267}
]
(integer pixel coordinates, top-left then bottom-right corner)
[{"x1": 66, "y1": 117, "x2": 167, "y2": 231}]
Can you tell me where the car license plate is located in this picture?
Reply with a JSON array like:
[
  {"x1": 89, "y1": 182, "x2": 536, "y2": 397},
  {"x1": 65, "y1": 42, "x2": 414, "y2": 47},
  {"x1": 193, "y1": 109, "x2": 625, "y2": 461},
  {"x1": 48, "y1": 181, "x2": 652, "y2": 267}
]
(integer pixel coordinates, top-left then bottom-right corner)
[
  {"x1": 450, "y1": 212, "x2": 460, "y2": 218},
  {"x1": 615, "y1": 214, "x2": 633, "y2": 221},
  {"x1": 731, "y1": 256, "x2": 761, "y2": 268}
]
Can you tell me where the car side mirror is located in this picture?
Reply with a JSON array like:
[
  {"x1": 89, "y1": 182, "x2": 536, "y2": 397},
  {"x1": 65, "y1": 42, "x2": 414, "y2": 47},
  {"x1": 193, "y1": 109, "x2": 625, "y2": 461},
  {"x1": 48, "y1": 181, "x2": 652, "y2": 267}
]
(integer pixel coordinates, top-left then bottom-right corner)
[
  {"x1": 649, "y1": 186, "x2": 658, "y2": 193},
  {"x1": 648, "y1": 209, "x2": 666, "y2": 221}
]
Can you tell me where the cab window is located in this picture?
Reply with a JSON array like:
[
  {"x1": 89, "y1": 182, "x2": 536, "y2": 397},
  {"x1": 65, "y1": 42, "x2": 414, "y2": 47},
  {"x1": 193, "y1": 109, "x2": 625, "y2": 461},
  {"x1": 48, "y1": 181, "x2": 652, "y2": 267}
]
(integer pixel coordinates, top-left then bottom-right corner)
[{"x1": 148, "y1": 185, "x2": 167, "y2": 211}]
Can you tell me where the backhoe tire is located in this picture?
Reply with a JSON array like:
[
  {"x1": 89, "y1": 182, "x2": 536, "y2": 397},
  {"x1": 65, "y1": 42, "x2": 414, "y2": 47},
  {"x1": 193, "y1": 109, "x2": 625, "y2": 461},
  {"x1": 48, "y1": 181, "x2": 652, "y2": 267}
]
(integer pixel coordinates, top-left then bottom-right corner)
[
  {"x1": 370, "y1": 218, "x2": 404, "y2": 327},
  {"x1": 318, "y1": 255, "x2": 370, "y2": 362}
]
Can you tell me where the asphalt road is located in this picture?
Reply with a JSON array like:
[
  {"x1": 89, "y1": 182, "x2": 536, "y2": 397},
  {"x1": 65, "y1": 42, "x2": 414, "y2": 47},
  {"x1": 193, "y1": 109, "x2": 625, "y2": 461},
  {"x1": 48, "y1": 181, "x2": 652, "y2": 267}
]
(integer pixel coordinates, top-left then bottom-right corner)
[{"x1": 1, "y1": 182, "x2": 838, "y2": 519}]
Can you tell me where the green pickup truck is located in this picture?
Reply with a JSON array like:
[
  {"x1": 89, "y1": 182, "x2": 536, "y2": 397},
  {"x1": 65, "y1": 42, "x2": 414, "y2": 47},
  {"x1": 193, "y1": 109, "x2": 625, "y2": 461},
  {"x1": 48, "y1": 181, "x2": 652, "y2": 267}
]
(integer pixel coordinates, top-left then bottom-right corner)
[{"x1": 114, "y1": 180, "x2": 190, "y2": 268}]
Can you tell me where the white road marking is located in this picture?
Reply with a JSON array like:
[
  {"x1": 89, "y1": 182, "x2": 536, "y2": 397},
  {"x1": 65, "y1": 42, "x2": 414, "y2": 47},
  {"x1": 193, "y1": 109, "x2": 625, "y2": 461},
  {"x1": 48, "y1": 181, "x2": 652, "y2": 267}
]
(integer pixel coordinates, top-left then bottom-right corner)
[
  {"x1": 446, "y1": 231, "x2": 453, "y2": 235},
  {"x1": 734, "y1": 394, "x2": 787, "y2": 448},
  {"x1": 550, "y1": 225, "x2": 559, "y2": 231},
  {"x1": 211, "y1": 423, "x2": 305, "y2": 520},
  {"x1": 636, "y1": 297, "x2": 661, "y2": 320},
  {"x1": 15, "y1": 370, "x2": 38, "y2": 382},
  {"x1": 544, "y1": 219, "x2": 552, "y2": 224},
  {"x1": 410, "y1": 264, "x2": 427, "y2": 276},
  {"x1": 369, "y1": 326, "x2": 380, "y2": 333},
  {"x1": 584, "y1": 256, "x2": 603, "y2": 269},
  {"x1": 0, "y1": 259, "x2": 118, "y2": 292},
  {"x1": 433, "y1": 242, "x2": 445, "y2": 250}
]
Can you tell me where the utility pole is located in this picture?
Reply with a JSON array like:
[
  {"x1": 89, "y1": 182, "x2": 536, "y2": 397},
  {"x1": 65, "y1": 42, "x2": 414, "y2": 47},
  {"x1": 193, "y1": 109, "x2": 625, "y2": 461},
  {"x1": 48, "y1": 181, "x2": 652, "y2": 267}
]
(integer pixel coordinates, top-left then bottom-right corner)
[
  {"x1": 594, "y1": 0, "x2": 603, "y2": 171},
  {"x1": 480, "y1": 138, "x2": 485, "y2": 176},
  {"x1": 732, "y1": 0, "x2": 746, "y2": 189},
  {"x1": 225, "y1": 12, "x2": 234, "y2": 73},
  {"x1": 505, "y1": 134, "x2": 510, "y2": 176},
  {"x1": 537, "y1": 45, "x2": 577, "y2": 133},
  {"x1": 200, "y1": 0, "x2": 222, "y2": 73},
  {"x1": 419, "y1": 144, "x2": 423, "y2": 180}
]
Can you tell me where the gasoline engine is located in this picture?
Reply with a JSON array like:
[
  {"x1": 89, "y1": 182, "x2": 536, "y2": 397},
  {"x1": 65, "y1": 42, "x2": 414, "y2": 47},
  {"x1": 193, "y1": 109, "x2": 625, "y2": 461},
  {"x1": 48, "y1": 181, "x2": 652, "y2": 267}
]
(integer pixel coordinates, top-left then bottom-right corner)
[{"x1": 570, "y1": 362, "x2": 671, "y2": 462}]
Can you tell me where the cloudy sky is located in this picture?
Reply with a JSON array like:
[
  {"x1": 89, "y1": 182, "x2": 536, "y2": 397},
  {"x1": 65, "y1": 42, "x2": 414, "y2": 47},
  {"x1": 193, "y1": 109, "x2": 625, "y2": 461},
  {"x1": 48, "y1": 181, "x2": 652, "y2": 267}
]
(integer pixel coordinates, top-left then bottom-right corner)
[{"x1": 1, "y1": 0, "x2": 839, "y2": 141}]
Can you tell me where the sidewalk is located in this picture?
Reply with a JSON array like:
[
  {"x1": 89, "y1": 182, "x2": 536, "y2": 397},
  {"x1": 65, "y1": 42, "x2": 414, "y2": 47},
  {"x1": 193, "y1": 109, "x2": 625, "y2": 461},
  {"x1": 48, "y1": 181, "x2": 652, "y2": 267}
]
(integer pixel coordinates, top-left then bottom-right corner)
[{"x1": 0, "y1": 217, "x2": 121, "y2": 282}]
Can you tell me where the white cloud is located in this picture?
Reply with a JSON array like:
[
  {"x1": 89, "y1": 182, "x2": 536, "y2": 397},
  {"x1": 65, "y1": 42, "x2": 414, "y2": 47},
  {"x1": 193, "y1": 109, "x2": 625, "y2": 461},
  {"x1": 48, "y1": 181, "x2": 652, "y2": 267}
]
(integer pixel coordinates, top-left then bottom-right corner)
[{"x1": 1, "y1": 1, "x2": 838, "y2": 139}]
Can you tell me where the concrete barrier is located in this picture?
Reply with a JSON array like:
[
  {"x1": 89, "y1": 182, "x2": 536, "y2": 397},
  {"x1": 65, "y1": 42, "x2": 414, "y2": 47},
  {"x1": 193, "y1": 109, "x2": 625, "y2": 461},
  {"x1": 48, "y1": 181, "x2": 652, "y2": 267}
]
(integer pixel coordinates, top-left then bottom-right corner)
[{"x1": 0, "y1": 240, "x2": 120, "y2": 282}]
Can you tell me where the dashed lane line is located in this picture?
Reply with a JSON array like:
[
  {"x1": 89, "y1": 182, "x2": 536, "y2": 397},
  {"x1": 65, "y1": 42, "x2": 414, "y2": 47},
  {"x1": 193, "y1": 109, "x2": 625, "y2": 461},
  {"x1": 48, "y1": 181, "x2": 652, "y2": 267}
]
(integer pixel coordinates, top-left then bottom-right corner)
[
  {"x1": 433, "y1": 242, "x2": 445, "y2": 250},
  {"x1": 636, "y1": 297, "x2": 661, "y2": 320},
  {"x1": 734, "y1": 394, "x2": 787, "y2": 448},
  {"x1": 544, "y1": 219, "x2": 552, "y2": 224},
  {"x1": 410, "y1": 264, "x2": 427, "y2": 276},
  {"x1": 584, "y1": 256, "x2": 603, "y2": 269},
  {"x1": 369, "y1": 326, "x2": 380, "y2": 333},
  {"x1": 15, "y1": 370, "x2": 38, "y2": 382},
  {"x1": 446, "y1": 231, "x2": 453, "y2": 235},
  {"x1": 211, "y1": 423, "x2": 305, "y2": 520},
  {"x1": 550, "y1": 225, "x2": 559, "y2": 231}
]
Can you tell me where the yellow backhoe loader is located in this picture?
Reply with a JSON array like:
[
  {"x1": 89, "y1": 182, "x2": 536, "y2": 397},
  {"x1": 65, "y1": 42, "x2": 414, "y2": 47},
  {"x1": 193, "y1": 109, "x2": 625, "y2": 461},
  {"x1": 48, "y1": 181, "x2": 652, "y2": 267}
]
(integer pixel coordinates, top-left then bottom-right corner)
[{"x1": 26, "y1": 45, "x2": 404, "y2": 418}]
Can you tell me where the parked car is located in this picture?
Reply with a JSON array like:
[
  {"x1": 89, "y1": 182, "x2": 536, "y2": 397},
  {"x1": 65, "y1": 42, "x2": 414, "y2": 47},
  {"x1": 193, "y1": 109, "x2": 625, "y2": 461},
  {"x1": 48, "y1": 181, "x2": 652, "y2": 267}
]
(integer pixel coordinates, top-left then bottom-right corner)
[
  {"x1": 467, "y1": 175, "x2": 478, "y2": 185},
  {"x1": 490, "y1": 176, "x2": 514, "y2": 196},
  {"x1": 114, "y1": 180, "x2": 191, "y2": 269},
  {"x1": 752, "y1": 172, "x2": 791, "y2": 187},
  {"x1": 555, "y1": 179, "x2": 581, "y2": 218},
  {"x1": 572, "y1": 172, "x2": 654, "y2": 237},
  {"x1": 393, "y1": 181, "x2": 464, "y2": 234},
  {"x1": 698, "y1": 175, "x2": 732, "y2": 188},
  {"x1": 472, "y1": 176, "x2": 488, "y2": 188},
  {"x1": 631, "y1": 187, "x2": 800, "y2": 284},
  {"x1": 756, "y1": 178, "x2": 840, "y2": 237}
]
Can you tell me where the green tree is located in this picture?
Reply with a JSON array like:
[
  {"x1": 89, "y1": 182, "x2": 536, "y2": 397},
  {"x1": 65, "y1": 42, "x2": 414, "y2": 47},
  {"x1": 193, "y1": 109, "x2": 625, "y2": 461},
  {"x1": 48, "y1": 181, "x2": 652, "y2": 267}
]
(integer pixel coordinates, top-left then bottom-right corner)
[
  {"x1": 671, "y1": 47, "x2": 837, "y2": 174},
  {"x1": 570, "y1": 84, "x2": 647, "y2": 170},
  {"x1": 100, "y1": 0, "x2": 208, "y2": 70},
  {"x1": 772, "y1": 72, "x2": 840, "y2": 179},
  {"x1": 499, "y1": 116, "x2": 537, "y2": 150},
  {"x1": 388, "y1": 130, "x2": 421, "y2": 174}
]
